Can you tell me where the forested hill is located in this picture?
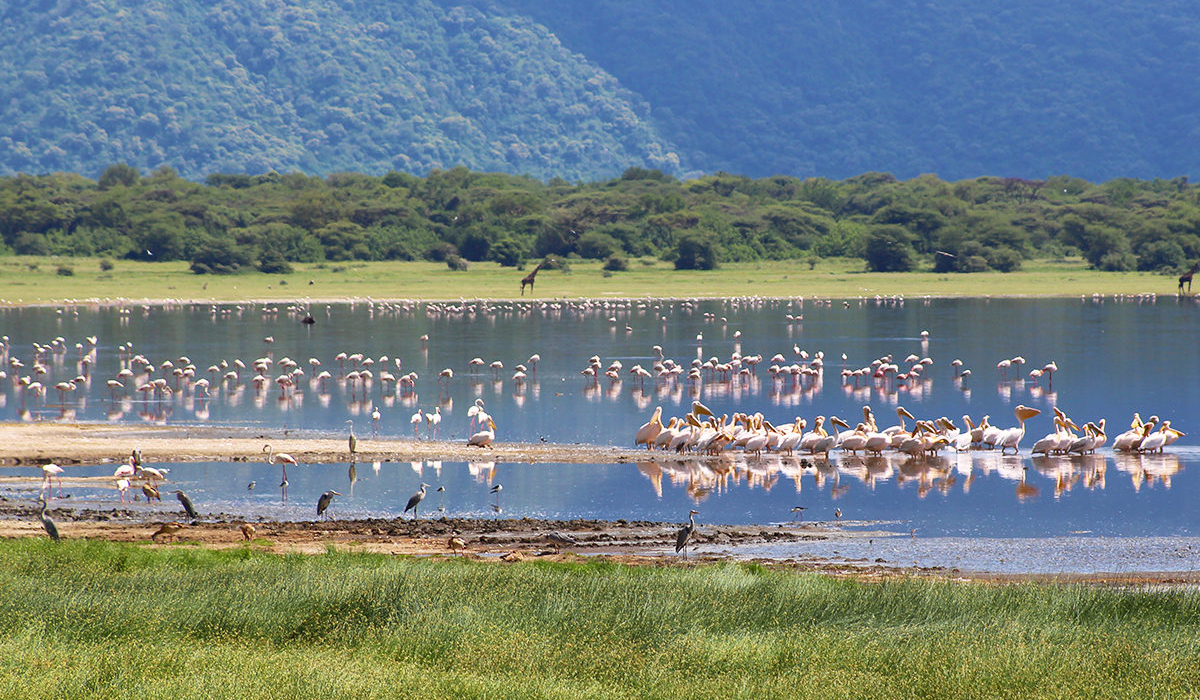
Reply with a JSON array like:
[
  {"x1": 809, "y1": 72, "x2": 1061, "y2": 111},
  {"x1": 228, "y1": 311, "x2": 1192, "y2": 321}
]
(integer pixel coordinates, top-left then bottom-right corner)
[
  {"x1": 0, "y1": 0, "x2": 679, "y2": 181},
  {"x1": 468, "y1": 0, "x2": 1200, "y2": 182},
  {"x1": 3, "y1": 1, "x2": 1199, "y2": 183}
]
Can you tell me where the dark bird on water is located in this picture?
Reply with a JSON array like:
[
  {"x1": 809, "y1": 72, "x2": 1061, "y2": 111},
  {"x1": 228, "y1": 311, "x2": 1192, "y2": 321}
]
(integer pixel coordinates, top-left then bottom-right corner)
[
  {"x1": 247, "y1": 481, "x2": 256, "y2": 491},
  {"x1": 405, "y1": 483, "x2": 430, "y2": 518},
  {"x1": 317, "y1": 490, "x2": 342, "y2": 518},
  {"x1": 675, "y1": 509, "x2": 699, "y2": 557},
  {"x1": 171, "y1": 489, "x2": 197, "y2": 523},
  {"x1": 36, "y1": 497, "x2": 59, "y2": 541},
  {"x1": 790, "y1": 505, "x2": 807, "y2": 520}
]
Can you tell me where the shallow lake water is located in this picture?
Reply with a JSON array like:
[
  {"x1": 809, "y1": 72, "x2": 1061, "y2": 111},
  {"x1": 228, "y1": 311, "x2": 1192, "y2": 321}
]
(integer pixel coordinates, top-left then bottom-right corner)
[{"x1": 1, "y1": 296, "x2": 1197, "y2": 571}]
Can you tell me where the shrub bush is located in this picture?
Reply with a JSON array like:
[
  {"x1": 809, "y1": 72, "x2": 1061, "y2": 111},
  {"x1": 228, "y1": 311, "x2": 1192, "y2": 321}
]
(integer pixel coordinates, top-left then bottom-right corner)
[
  {"x1": 603, "y1": 255, "x2": 628, "y2": 272},
  {"x1": 446, "y1": 254, "x2": 469, "y2": 271}
]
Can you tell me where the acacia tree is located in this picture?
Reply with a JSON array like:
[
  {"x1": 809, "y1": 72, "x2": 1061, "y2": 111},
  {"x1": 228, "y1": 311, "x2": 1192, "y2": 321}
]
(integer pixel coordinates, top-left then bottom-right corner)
[{"x1": 864, "y1": 224, "x2": 916, "y2": 272}]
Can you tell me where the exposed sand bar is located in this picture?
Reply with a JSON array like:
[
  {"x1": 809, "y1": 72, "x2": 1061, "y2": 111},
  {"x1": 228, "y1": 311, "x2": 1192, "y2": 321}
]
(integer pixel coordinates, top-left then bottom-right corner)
[{"x1": 0, "y1": 421, "x2": 653, "y2": 466}]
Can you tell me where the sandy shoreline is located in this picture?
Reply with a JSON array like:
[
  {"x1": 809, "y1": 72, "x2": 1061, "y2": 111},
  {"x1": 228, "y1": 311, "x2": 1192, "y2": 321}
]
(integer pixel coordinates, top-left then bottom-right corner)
[{"x1": 0, "y1": 421, "x2": 655, "y2": 466}]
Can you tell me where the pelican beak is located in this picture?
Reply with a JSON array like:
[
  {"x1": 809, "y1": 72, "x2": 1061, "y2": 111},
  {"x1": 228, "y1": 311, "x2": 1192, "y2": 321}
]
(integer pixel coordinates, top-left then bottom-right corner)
[
  {"x1": 899, "y1": 407, "x2": 915, "y2": 420},
  {"x1": 762, "y1": 419, "x2": 777, "y2": 432},
  {"x1": 488, "y1": 418, "x2": 497, "y2": 430},
  {"x1": 686, "y1": 413, "x2": 703, "y2": 428},
  {"x1": 1015, "y1": 406, "x2": 1041, "y2": 422},
  {"x1": 832, "y1": 417, "x2": 850, "y2": 429},
  {"x1": 691, "y1": 401, "x2": 715, "y2": 418}
]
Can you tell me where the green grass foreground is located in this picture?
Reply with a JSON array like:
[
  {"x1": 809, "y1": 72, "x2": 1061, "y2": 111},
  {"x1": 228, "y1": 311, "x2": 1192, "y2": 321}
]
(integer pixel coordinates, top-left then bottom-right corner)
[
  {"x1": 1, "y1": 540, "x2": 1198, "y2": 699},
  {"x1": 0, "y1": 256, "x2": 1181, "y2": 304}
]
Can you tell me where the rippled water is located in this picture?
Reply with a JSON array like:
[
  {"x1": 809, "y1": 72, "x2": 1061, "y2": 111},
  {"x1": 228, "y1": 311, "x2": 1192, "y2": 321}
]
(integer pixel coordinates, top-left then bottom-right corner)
[{"x1": 1, "y1": 296, "x2": 1196, "y2": 551}]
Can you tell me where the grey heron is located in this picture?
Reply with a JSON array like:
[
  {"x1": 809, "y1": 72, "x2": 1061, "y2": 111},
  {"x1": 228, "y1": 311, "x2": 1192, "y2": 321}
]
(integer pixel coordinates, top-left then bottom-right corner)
[
  {"x1": 171, "y1": 489, "x2": 197, "y2": 523},
  {"x1": 317, "y1": 490, "x2": 342, "y2": 519},
  {"x1": 345, "y1": 420, "x2": 357, "y2": 456},
  {"x1": 405, "y1": 483, "x2": 430, "y2": 518},
  {"x1": 675, "y1": 509, "x2": 699, "y2": 557},
  {"x1": 36, "y1": 497, "x2": 59, "y2": 541}
]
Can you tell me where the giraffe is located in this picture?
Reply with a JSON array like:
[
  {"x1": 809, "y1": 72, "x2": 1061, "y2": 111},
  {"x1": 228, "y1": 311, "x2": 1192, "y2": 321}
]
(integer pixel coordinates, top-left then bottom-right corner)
[
  {"x1": 521, "y1": 259, "x2": 547, "y2": 296},
  {"x1": 1179, "y1": 261, "x2": 1199, "y2": 295}
]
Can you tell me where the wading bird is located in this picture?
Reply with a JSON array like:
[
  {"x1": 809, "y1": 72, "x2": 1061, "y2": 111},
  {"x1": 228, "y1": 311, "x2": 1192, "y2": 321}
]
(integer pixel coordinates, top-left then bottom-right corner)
[
  {"x1": 405, "y1": 482, "x2": 429, "y2": 518},
  {"x1": 316, "y1": 490, "x2": 342, "y2": 519},
  {"x1": 346, "y1": 419, "x2": 357, "y2": 456},
  {"x1": 40, "y1": 462, "x2": 64, "y2": 498},
  {"x1": 675, "y1": 509, "x2": 699, "y2": 558},
  {"x1": 171, "y1": 489, "x2": 197, "y2": 523},
  {"x1": 36, "y1": 497, "x2": 59, "y2": 541}
]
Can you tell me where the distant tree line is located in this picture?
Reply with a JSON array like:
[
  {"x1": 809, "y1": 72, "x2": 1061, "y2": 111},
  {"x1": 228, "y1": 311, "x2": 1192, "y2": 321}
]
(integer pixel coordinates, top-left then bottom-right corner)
[{"x1": 0, "y1": 165, "x2": 1197, "y2": 275}]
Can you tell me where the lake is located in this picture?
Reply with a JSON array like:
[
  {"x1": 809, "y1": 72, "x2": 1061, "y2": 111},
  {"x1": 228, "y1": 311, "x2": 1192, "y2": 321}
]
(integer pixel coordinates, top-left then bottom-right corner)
[{"x1": 1, "y1": 296, "x2": 1196, "y2": 559}]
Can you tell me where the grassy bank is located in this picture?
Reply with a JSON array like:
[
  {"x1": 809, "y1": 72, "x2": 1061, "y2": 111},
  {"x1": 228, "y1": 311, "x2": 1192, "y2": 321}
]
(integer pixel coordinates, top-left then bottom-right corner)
[
  {"x1": 0, "y1": 540, "x2": 1197, "y2": 698},
  {"x1": 0, "y1": 255, "x2": 1181, "y2": 304}
]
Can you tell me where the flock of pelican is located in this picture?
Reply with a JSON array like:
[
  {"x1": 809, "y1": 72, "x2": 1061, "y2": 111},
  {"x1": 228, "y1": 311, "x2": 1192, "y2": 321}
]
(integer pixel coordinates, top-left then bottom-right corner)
[{"x1": 636, "y1": 401, "x2": 1184, "y2": 460}]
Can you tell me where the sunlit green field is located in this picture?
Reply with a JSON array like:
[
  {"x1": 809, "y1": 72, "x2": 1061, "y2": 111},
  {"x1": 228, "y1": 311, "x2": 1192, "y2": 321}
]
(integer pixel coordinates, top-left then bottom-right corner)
[
  {"x1": 0, "y1": 255, "x2": 1181, "y2": 305},
  {"x1": 1, "y1": 540, "x2": 1198, "y2": 699}
]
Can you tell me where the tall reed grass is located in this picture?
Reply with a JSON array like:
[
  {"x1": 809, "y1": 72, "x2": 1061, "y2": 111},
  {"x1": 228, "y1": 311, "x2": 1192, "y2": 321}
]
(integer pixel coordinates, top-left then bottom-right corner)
[{"x1": 0, "y1": 539, "x2": 1197, "y2": 698}]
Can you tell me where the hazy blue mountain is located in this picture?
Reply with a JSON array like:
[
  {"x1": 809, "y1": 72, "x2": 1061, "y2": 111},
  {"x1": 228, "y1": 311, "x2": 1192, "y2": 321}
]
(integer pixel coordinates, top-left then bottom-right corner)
[{"x1": 458, "y1": 0, "x2": 1200, "y2": 181}]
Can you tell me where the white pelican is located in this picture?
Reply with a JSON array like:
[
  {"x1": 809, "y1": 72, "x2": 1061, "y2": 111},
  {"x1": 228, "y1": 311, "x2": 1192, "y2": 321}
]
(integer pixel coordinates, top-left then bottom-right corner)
[
  {"x1": 635, "y1": 406, "x2": 664, "y2": 448},
  {"x1": 1031, "y1": 417, "x2": 1068, "y2": 455},
  {"x1": 799, "y1": 416, "x2": 826, "y2": 454},
  {"x1": 1113, "y1": 418, "x2": 1151, "y2": 451},
  {"x1": 468, "y1": 418, "x2": 496, "y2": 447},
  {"x1": 777, "y1": 418, "x2": 805, "y2": 455},
  {"x1": 653, "y1": 417, "x2": 681, "y2": 450},
  {"x1": 1137, "y1": 422, "x2": 1167, "y2": 453},
  {"x1": 1161, "y1": 420, "x2": 1185, "y2": 448},
  {"x1": 997, "y1": 405, "x2": 1041, "y2": 454},
  {"x1": 813, "y1": 417, "x2": 848, "y2": 455},
  {"x1": 839, "y1": 424, "x2": 869, "y2": 454}
]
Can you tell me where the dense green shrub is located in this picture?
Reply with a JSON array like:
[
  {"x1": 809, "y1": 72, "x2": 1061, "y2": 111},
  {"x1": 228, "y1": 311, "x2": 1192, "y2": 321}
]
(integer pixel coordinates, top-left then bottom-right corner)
[
  {"x1": 603, "y1": 255, "x2": 628, "y2": 271},
  {"x1": 864, "y1": 225, "x2": 916, "y2": 272},
  {"x1": 674, "y1": 232, "x2": 719, "y2": 270},
  {"x1": 190, "y1": 239, "x2": 251, "y2": 274}
]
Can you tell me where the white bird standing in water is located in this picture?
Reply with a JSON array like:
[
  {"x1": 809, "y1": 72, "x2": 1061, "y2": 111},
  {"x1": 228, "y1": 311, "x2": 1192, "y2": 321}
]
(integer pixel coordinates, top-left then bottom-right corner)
[
  {"x1": 411, "y1": 408, "x2": 425, "y2": 438},
  {"x1": 469, "y1": 418, "x2": 496, "y2": 447}
]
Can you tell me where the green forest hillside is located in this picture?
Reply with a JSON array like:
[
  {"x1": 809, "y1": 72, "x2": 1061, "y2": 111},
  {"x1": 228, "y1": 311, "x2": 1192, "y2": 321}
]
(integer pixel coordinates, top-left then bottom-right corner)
[
  {"x1": 2, "y1": 1, "x2": 1198, "y2": 182},
  {"x1": 0, "y1": 0, "x2": 678, "y2": 181}
]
